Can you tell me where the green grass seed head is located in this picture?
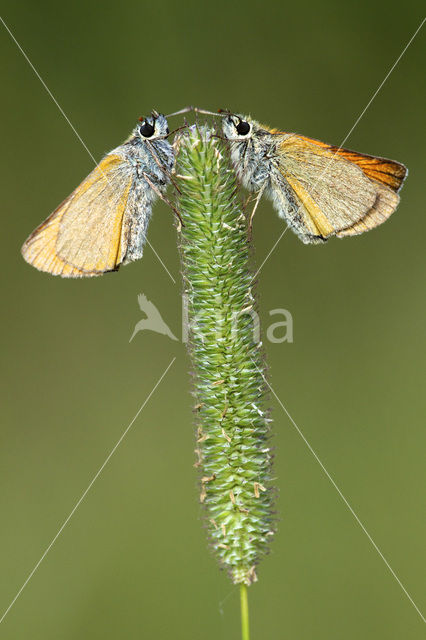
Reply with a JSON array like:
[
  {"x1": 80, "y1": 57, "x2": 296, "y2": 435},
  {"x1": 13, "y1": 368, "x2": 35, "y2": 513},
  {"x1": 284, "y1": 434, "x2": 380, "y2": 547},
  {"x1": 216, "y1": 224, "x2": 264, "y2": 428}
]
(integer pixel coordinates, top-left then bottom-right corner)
[{"x1": 175, "y1": 126, "x2": 275, "y2": 585}]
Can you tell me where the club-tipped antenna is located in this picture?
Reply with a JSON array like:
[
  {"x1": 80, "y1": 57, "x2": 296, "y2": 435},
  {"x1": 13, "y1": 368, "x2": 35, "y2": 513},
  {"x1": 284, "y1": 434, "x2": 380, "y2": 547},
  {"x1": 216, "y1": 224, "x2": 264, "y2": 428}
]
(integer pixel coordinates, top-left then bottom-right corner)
[
  {"x1": 195, "y1": 107, "x2": 228, "y2": 117},
  {"x1": 166, "y1": 106, "x2": 228, "y2": 118},
  {"x1": 166, "y1": 106, "x2": 193, "y2": 117}
]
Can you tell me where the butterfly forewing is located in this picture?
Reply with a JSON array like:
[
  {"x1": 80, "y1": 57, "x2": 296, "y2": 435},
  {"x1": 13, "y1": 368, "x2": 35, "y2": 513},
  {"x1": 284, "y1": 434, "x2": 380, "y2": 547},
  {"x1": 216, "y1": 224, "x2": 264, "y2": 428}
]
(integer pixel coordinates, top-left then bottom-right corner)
[
  {"x1": 276, "y1": 133, "x2": 407, "y2": 240},
  {"x1": 276, "y1": 136, "x2": 379, "y2": 237},
  {"x1": 296, "y1": 136, "x2": 407, "y2": 193},
  {"x1": 22, "y1": 154, "x2": 133, "y2": 277},
  {"x1": 56, "y1": 155, "x2": 133, "y2": 272}
]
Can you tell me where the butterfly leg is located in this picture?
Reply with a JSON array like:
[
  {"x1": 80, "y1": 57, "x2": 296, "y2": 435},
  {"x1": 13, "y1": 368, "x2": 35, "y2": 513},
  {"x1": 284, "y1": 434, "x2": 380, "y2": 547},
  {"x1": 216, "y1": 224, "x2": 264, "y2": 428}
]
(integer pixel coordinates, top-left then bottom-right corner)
[
  {"x1": 146, "y1": 140, "x2": 182, "y2": 195},
  {"x1": 243, "y1": 193, "x2": 254, "y2": 210},
  {"x1": 142, "y1": 172, "x2": 184, "y2": 230},
  {"x1": 248, "y1": 183, "x2": 266, "y2": 235}
]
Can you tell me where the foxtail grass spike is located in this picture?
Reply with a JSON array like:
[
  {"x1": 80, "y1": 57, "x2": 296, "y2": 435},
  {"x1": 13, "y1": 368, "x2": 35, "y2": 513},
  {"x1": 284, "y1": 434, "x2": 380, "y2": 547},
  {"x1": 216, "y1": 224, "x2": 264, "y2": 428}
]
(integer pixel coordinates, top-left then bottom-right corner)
[{"x1": 175, "y1": 125, "x2": 275, "y2": 585}]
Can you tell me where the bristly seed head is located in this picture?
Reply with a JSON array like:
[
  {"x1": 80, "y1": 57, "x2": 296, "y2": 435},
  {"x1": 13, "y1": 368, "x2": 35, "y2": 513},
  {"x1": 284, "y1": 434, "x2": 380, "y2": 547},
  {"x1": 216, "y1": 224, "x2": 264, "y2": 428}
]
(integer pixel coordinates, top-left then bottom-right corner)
[{"x1": 175, "y1": 126, "x2": 275, "y2": 585}]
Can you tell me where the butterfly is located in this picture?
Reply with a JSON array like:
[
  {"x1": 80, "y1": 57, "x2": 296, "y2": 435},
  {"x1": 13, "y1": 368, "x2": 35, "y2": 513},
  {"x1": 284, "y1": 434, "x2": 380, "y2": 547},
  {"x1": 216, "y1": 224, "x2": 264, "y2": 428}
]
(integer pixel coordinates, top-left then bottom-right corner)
[
  {"x1": 221, "y1": 113, "x2": 407, "y2": 243},
  {"x1": 22, "y1": 112, "x2": 175, "y2": 277}
]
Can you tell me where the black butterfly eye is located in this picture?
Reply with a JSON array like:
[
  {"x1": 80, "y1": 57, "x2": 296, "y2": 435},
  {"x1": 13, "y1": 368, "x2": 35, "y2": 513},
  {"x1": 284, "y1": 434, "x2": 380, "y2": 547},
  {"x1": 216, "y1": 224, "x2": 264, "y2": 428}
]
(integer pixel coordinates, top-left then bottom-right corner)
[
  {"x1": 139, "y1": 121, "x2": 155, "y2": 137},
  {"x1": 236, "y1": 120, "x2": 250, "y2": 136}
]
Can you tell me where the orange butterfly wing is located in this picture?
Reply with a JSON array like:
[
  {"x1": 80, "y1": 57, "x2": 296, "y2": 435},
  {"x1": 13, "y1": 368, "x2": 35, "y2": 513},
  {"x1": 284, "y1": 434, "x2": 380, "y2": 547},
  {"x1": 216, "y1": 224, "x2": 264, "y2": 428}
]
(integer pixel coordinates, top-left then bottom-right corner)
[
  {"x1": 22, "y1": 154, "x2": 133, "y2": 277},
  {"x1": 271, "y1": 129, "x2": 407, "y2": 239},
  {"x1": 296, "y1": 134, "x2": 407, "y2": 192}
]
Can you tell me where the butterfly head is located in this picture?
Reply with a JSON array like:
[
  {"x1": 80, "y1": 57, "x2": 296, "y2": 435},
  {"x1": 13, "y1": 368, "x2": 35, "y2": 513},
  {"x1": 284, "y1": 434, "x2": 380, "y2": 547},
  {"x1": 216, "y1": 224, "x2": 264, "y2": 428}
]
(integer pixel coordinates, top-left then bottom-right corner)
[
  {"x1": 222, "y1": 114, "x2": 255, "y2": 141},
  {"x1": 136, "y1": 112, "x2": 170, "y2": 140}
]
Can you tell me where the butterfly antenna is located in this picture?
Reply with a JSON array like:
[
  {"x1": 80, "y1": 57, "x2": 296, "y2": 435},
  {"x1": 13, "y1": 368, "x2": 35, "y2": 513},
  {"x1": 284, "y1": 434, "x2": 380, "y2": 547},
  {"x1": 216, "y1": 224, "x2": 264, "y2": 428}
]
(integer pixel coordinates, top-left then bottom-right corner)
[
  {"x1": 166, "y1": 106, "x2": 194, "y2": 117},
  {"x1": 166, "y1": 106, "x2": 228, "y2": 119}
]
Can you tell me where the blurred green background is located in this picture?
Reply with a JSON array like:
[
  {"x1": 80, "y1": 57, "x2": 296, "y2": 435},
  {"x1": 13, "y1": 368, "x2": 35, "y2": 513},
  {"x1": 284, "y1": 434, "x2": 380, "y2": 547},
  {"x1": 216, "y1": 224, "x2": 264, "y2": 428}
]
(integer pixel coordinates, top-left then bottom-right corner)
[{"x1": 1, "y1": 1, "x2": 425, "y2": 638}]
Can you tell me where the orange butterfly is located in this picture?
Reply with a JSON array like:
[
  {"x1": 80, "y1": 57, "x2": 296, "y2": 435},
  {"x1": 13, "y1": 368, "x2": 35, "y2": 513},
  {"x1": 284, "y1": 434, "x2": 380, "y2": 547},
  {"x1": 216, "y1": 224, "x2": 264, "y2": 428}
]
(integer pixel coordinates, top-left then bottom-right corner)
[
  {"x1": 22, "y1": 113, "x2": 175, "y2": 277},
  {"x1": 222, "y1": 113, "x2": 407, "y2": 243}
]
